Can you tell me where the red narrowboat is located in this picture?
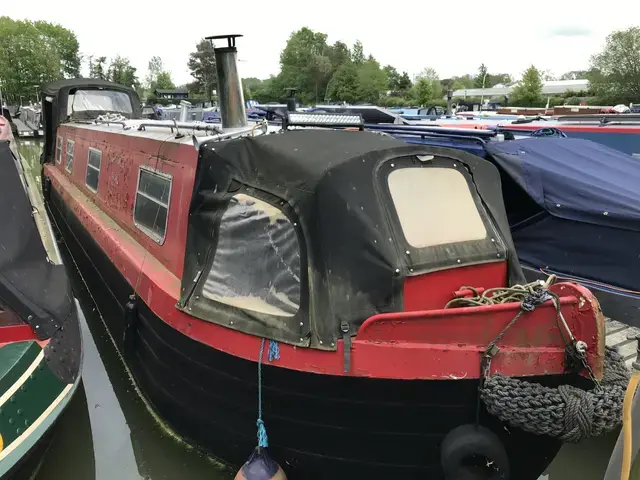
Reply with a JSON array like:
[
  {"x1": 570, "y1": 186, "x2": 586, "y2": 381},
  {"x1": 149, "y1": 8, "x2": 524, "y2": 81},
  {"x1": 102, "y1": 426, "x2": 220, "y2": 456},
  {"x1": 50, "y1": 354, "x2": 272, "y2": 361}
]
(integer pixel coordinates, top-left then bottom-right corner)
[{"x1": 39, "y1": 35, "x2": 626, "y2": 479}]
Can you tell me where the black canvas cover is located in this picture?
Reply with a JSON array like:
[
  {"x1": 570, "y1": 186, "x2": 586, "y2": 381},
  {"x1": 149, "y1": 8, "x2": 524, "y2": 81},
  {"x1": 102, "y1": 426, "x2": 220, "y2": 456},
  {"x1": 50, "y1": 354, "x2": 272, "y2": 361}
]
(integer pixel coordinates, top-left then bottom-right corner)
[
  {"x1": 180, "y1": 130, "x2": 524, "y2": 349},
  {"x1": 40, "y1": 79, "x2": 141, "y2": 164},
  {"x1": 0, "y1": 141, "x2": 74, "y2": 339}
]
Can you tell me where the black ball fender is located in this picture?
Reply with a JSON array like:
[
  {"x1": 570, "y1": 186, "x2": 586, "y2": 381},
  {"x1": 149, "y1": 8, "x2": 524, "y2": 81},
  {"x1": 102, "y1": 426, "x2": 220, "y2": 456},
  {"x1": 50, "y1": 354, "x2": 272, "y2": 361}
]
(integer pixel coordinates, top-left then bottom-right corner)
[{"x1": 441, "y1": 424, "x2": 510, "y2": 480}]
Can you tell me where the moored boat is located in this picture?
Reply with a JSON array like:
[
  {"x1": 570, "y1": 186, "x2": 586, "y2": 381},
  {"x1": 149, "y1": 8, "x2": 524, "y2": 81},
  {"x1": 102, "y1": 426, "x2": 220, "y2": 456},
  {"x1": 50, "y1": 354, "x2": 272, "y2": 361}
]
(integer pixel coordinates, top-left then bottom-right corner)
[
  {"x1": 0, "y1": 116, "x2": 83, "y2": 479},
  {"x1": 39, "y1": 35, "x2": 626, "y2": 479}
]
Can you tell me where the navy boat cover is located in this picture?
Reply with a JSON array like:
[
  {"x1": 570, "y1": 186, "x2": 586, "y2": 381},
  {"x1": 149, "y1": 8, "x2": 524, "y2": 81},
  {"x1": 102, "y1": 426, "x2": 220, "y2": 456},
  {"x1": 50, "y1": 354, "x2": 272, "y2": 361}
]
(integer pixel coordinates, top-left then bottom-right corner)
[{"x1": 485, "y1": 137, "x2": 640, "y2": 292}]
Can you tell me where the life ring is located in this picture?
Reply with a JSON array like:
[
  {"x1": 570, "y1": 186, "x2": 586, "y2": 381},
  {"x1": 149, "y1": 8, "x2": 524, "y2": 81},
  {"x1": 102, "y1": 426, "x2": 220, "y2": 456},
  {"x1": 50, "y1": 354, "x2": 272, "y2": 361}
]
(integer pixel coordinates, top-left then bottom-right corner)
[{"x1": 441, "y1": 424, "x2": 509, "y2": 480}]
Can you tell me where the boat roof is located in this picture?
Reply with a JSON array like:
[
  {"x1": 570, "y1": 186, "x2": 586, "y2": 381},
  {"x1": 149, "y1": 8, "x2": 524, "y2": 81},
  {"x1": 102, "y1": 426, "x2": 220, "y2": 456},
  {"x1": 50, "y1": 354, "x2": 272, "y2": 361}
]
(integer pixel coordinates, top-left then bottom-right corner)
[{"x1": 485, "y1": 137, "x2": 640, "y2": 230}]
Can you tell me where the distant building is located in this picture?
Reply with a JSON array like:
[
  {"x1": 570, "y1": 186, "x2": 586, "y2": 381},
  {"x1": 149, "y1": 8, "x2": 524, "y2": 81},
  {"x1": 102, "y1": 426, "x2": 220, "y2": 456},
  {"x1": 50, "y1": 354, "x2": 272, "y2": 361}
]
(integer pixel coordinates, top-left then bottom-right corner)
[
  {"x1": 153, "y1": 88, "x2": 189, "y2": 100},
  {"x1": 450, "y1": 79, "x2": 589, "y2": 99}
]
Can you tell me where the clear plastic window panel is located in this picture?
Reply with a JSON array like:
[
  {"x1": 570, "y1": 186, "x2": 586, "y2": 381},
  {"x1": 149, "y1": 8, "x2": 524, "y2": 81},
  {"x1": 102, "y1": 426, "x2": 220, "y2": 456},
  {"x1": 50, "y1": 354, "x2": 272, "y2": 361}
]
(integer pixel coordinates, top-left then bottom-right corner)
[
  {"x1": 202, "y1": 194, "x2": 301, "y2": 317},
  {"x1": 67, "y1": 90, "x2": 134, "y2": 117},
  {"x1": 134, "y1": 169, "x2": 170, "y2": 241},
  {"x1": 388, "y1": 167, "x2": 487, "y2": 248},
  {"x1": 66, "y1": 140, "x2": 74, "y2": 172}
]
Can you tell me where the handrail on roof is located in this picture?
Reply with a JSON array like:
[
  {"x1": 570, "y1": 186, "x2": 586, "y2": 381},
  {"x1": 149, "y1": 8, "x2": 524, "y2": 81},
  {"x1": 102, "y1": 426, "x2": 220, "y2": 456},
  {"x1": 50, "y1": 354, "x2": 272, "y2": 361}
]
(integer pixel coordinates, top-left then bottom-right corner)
[{"x1": 556, "y1": 114, "x2": 640, "y2": 124}]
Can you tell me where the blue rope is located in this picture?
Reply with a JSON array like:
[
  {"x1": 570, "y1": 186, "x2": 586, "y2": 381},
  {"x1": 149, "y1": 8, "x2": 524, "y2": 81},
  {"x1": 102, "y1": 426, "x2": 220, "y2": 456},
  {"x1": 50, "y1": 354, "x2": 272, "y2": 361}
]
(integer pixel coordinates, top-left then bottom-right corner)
[
  {"x1": 268, "y1": 340, "x2": 280, "y2": 362},
  {"x1": 257, "y1": 338, "x2": 279, "y2": 448}
]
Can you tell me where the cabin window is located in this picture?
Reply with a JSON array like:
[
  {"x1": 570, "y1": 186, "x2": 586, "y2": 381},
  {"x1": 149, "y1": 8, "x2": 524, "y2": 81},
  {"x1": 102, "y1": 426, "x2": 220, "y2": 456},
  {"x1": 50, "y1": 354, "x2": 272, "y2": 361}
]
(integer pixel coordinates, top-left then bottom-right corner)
[
  {"x1": 133, "y1": 167, "x2": 171, "y2": 243},
  {"x1": 388, "y1": 167, "x2": 487, "y2": 248},
  {"x1": 55, "y1": 135, "x2": 63, "y2": 163},
  {"x1": 86, "y1": 148, "x2": 102, "y2": 192},
  {"x1": 65, "y1": 139, "x2": 75, "y2": 172},
  {"x1": 201, "y1": 194, "x2": 301, "y2": 317}
]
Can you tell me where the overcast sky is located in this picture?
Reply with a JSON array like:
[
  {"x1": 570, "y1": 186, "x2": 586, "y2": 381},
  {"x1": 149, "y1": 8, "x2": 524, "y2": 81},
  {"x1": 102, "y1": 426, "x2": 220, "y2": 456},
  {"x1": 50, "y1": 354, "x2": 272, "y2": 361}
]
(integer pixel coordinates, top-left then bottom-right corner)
[{"x1": 4, "y1": 0, "x2": 639, "y2": 86}]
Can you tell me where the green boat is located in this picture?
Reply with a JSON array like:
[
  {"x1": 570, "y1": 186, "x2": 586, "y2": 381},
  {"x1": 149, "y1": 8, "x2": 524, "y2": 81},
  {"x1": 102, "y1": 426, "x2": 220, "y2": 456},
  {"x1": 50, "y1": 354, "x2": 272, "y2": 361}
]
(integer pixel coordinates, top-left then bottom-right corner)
[{"x1": 0, "y1": 126, "x2": 82, "y2": 478}]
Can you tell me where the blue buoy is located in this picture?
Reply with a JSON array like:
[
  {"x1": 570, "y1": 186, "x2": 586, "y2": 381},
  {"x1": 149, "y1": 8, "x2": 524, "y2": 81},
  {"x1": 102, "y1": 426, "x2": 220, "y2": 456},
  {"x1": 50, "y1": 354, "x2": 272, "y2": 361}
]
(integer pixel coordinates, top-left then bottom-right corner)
[{"x1": 234, "y1": 447, "x2": 287, "y2": 480}]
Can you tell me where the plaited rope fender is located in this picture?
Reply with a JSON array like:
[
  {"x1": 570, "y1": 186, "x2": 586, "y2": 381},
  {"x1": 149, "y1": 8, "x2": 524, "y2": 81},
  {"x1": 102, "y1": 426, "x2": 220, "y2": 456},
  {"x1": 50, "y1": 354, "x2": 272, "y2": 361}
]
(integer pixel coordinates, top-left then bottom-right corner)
[{"x1": 480, "y1": 347, "x2": 629, "y2": 443}]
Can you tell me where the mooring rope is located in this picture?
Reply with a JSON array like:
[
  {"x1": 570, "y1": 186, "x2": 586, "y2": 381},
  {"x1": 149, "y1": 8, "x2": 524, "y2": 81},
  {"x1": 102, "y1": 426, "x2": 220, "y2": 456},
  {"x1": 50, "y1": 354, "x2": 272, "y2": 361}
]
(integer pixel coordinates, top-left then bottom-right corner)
[
  {"x1": 446, "y1": 276, "x2": 630, "y2": 442},
  {"x1": 256, "y1": 339, "x2": 280, "y2": 449}
]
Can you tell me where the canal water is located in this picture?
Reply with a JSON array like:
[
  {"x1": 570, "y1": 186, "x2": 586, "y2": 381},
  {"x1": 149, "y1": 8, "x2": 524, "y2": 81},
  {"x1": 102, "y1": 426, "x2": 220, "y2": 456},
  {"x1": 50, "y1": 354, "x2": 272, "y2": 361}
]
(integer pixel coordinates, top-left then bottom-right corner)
[{"x1": 17, "y1": 139, "x2": 619, "y2": 480}]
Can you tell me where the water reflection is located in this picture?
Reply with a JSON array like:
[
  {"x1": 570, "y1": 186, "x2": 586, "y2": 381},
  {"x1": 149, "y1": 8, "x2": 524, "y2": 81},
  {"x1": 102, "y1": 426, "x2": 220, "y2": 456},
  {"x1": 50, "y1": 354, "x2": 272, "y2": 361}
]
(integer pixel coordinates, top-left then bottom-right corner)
[{"x1": 15, "y1": 138, "x2": 616, "y2": 480}]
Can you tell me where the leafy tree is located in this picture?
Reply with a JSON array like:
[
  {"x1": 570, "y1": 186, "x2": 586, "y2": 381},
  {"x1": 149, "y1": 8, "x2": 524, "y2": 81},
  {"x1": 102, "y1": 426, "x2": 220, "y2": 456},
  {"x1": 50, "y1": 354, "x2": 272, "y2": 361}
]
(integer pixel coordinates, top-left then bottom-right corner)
[
  {"x1": 145, "y1": 56, "x2": 175, "y2": 92},
  {"x1": 146, "y1": 56, "x2": 163, "y2": 88},
  {"x1": 397, "y1": 72, "x2": 412, "y2": 92},
  {"x1": 414, "y1": 67, "x2": 442, "y2": 102},
  {"x1": 384, "y1": 65, "x2": 401, "y2": 94},
  {"x1": 356, "y1": 57, "x2": 387, "y2": 103},
  {"x1": 278, "y1": 28, "x2": 333, "y2": 104},
  {"x1": 154, "y1": 71, "x2": 175, "y2": 90},
  {"x1": 488, "y1": 73, "x2": 512, "y2": 86},
  {"x1": 560, "y1": 70, "x2": 588, "y2": 81},
  {"x1": 414, "y1": 78, "x2": 434, "y2": 105},
  {"x1": 327, "y1": 62, "x2": 359, "y2": 103},
  {"x1": 0, "y1": 17, "x2": 80, "y2": 101},
  {"x1": 188, "y1": 39, "x2": 217, "y2": 101},
  {"x1": 474, "y1": 63, "x2": 488, "y2": 88},
  {"x1": 90, "y1": 56, "x2": 107, "y2": 80},
  {"x1": 510, "y1": 65, "x2": 543, "y2": 106},
  {"x1": 351, "y1": 40, "x2": 365, "y2": 65},
  {"x1": 589, "y1": 27, "x2": 640, "y2": 103},
  {"x1": 327, "y1": 41, "x2": 351, "y2": 72},
  {"x1": 33, "y1": 21, "x2": 81, "y2": 77},
  {"x1": 107, "y1": 56, "x2": 139, "y2": 89}
]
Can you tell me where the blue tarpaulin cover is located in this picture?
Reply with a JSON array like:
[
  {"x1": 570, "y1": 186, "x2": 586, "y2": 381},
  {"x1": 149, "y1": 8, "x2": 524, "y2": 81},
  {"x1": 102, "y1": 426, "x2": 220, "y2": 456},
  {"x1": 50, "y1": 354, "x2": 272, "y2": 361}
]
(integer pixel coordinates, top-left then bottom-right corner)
[
  {"x1": 485, "y1": 137, "x2": 640, "y2": 231},
  {"x1": 485, "y1": 137, "x2": 640, "y2": 292}
]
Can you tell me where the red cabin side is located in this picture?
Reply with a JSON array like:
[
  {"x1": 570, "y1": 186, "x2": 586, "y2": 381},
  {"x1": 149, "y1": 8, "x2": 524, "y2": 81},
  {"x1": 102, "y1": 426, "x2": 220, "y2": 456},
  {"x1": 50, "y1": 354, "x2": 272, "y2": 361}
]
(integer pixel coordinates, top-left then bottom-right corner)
[{"x1": 54, "y1": 124, "x2": 198, "y2": 278}]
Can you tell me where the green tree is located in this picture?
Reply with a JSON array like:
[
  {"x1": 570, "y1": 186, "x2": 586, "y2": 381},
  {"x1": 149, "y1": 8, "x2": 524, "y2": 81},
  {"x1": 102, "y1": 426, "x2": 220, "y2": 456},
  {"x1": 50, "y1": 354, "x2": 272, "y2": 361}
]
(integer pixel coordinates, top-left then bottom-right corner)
[
  {"x1": 510, "y1": 65, "x2": 544, "y2": 106},
  {"x1": 188, "y1": 39, "x2": 217, "y2": 101},
  {"x1": 414, "y1": 67, "x2": 442, "y2": 102},
  {"x1": 414, "y1": 78, "x2": 434, "y2": 105},
  {"x1": 90, "y1": 56, "x2": 107, "y2": 80},
  {"x1": 327, "y1": 62, "x2": 359, "y2": 103},
  {"x1": 351, "y1": 40, "x2": 364, "y2": 65},
  {"x1": 589, "y1": 27, "x2": 640, "y2": 103},
  {"x1": 146, "y1": 56, "x2": 163, "y2": 88},
  {"x1": 278, "y1": 28, "x2": 333, "y2": 104},
  {"x1": 474, "y1": 63, "x2": 488, "y2": 88},
  {"x1": 0, "y1": 17, "x2": 79, "y2": 101},
  {"x1": 384, "y1": 65, "x2": 401, "y2": 94},
  {"x1": 560, "y1": 70, "x2": 588, "y2": 80},
  {"x1": 145, "y1": 56, "x2": 175, "y2": 92},
  {"x1": 33, "y1": 21, "x2": 81, "y2": 77},
  {"x1": 107, "y1": 56, "x2": 139, "y2": 89},
  {"x1": 397, "y1": 72, "x2": 412, "y2": 93},
  {"x1": 154, "y1": 71, "x2": 175, "y2": 90},
  {"x1": 356, "y1": 57, "x2": 387, "y2": 103},
  {"x1": 327, "y1": 41, "x2": 351, "y2": 72}
]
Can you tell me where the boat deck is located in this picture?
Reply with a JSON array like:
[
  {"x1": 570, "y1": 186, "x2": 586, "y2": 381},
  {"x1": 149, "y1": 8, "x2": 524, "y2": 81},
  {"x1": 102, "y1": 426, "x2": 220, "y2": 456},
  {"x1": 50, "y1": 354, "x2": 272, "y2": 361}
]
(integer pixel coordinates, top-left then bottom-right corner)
[
  {"x1": 606, "y1": 318, "x2": 639, "y2": 367},
  {"x1": 14, "y1": 118, "x2": 42, "y2": 137}
]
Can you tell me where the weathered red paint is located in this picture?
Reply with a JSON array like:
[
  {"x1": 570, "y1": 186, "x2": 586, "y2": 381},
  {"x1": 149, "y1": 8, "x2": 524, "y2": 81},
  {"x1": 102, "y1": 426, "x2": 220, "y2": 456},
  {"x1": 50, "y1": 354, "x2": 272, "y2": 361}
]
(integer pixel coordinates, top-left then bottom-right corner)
[
  {"x1": 56, "y1": 125, "x2": 197, "y2": 277},
  {"x1": 403, "y1": 262, "x2": 507, "y2": 311},
  {"x1": 0, "y1": 325, "x2": 38, "y2": 343},
  {"x1": 44, "y1": 124, "x2": 606, "y2": 381}
]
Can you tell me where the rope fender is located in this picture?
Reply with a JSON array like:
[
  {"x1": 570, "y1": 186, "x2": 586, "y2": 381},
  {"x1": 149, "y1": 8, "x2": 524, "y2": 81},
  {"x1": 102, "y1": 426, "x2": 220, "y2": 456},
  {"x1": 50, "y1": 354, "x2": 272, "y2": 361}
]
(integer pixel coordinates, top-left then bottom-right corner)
[{"x1": 480, "y1": 347, "x2": 630, "y2": 443}]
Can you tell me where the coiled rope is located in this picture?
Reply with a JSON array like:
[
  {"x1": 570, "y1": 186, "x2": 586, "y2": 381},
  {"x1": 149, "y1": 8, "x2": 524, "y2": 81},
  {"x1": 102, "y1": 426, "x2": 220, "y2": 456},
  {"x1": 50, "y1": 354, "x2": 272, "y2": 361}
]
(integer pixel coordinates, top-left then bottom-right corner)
[{"x1": 446, "y1": 276, "x2": 630, "y2": 443}]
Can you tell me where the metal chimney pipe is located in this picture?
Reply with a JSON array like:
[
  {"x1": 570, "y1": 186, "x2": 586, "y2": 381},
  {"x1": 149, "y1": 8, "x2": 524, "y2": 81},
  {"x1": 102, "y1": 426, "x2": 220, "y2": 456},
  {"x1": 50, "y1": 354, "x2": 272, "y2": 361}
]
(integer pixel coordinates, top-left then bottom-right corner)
[
  {"x1": 206, "y1": 34, "x2": 247, "y2": 129},
  {"x1": 179, "y1": 100, "x2": 191, "y2": 122}
]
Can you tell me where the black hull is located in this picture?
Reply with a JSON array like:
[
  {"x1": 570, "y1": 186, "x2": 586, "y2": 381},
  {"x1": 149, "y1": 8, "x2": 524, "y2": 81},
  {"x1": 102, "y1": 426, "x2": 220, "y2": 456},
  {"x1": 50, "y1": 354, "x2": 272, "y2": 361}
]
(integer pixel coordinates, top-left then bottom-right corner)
[
  {"x1": 522, "y1": 265, "x2": 640, "y2": 327},
  {"x1": 47, "y1": 186, "x2": 567, "y2": 479}
]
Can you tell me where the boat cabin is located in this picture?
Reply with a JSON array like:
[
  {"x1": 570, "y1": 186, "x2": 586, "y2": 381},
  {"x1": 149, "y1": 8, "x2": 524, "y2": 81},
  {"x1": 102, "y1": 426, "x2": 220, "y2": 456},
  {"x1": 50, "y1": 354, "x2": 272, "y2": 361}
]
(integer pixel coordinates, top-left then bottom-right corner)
[{"x1": 39, "y1": 77, "x2": 533, "y2": 350}]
